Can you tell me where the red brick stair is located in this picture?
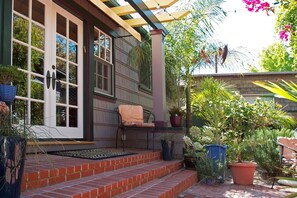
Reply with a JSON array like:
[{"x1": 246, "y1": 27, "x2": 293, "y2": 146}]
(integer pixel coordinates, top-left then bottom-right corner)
[
  {"x1": 114, "y1": 169, "x2": 197, "y2": 198},
  {"x1": 21, "y1": 149, "x2": 197, "y2": 198}
]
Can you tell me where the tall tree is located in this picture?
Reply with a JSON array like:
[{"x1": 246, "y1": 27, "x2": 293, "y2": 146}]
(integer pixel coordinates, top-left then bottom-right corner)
[{"x1": 260, "y1": 42, "x2": 295, "y2": 71}]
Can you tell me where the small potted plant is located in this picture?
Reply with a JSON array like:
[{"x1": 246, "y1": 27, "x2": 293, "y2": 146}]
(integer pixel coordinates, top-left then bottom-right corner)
[
  {"x1": 0, "y1": 64, "x2": 25, "y2": 104},
  {"x1": 168, "y1": 106, "x2": 184, "y2": 127},
  {"x1": 160, "y1": 133, "x2": 174, "y2": 161},
  {"x1": 183, "y1": 126, "x2": 227, "y2": 183}
]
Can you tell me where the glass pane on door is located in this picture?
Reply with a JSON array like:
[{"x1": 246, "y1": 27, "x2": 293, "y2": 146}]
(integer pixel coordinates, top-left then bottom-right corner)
[
  {"x1": 55, "y1": 13, "x2": 79, "y2": 128},
  {"x1": 12, "y1": 0, "x2": 46, "y2": 126}
]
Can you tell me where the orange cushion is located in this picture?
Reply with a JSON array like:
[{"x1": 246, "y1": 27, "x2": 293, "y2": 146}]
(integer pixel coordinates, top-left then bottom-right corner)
[
  {"x1": 123, "y1": 122, "x2": 155, "y2": 128},
  {"x1": 119, "y1": 105, "x2": 144, "y2": 123}
]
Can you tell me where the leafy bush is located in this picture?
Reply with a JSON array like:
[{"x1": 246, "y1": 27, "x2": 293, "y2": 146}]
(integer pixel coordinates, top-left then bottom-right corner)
[{"x1": 246, "y1": 128, "x2": 294, "y2": 176}]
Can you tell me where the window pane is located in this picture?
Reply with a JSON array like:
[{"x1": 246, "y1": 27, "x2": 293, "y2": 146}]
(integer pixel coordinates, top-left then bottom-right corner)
[
  {"x1": 56, "y1": 35, "x2": 67, "y2": 59},
  {"x1": 94, "y1": 43, "x2": 99, "y2": 57},
  {"x1": 69, "y1": 41, "x2": 77, "y2": 63},
  {"x1": 32, "y1": 0, "x2": 45, "y2": 25},
  {"x1": 56, "y1": 59, "x2": 67, "y2": 81},
  {"x1": 69, "y1": 64, "x2": 77, "y2": 84},
  {"x1": 12, "y1": 100, "x2": 27, "y2": 125},
  {"x1": 56, "y1": 106, "x2": 66, "y2": 126},
  {"x1": 97, "y1": 76, "x2": 102, "y2": 89},
  {"x1": 14, "y1": 0, "x2": 29, "y2": 17},
  {"x1": 69, "y1": 85, "x2": 77, "y2": 106},
  {"x1": 13, "y1": 15, "x2": 29, "y2": 43},
  {"x1": 94, "y1": 29, "x2": 99, "y2": 42},
  {"x1": 100, "y1": 33, "x2": 105, "y2": 47},
  {"x1": 100, "y1": 46, "x2": 105, "y2": 59},
  {"x1": 31, "y1": 49, "x2": 44, "y2": 75},
  {"x1": 13, "y1": 42, "x2": 28, "y2": 70},
  {"x1": 31, "y1": 23, "x2": 44, "y2": 50},
  {"x1": 56, "y1": 82, "x2": 66, "y2": 104},
  {"x1": 106, "y1": 50, "x2": 111, "y2": 62},
  {"x1": 69, "y1": 108, "x2": 77, "y2": 127},
  {"x1": 56, "y1": 14, "x2": 66, "y2": 37},
  {"x1": 69, "y1": 20, "x2": 77, "y2": 42},
  {"x1": 31, "y1": 101, "x2": 44, "y2": 125},
  {"x1": 104, "y1": 78, "x2": 108, "y2": 91},
  {"x1": 98, "y1": 62, "x2": 102, "y2": 75},
  {"x1": 106, "y1": 37, "x2": 110, "y2": 50},
  {"x1": 15, "y1": 73, "x2": 28, "y2": 97},
  {"x1": 31, "y1": 75, "x2": 44, "y2": 100},
  {"x1": 104, "y1": 65, "x2": 108, "y2": 77}
]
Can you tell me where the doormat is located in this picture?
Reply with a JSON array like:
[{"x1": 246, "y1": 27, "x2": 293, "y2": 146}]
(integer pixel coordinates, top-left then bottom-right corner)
[{"x1": 48, "y1": 148, "x2": 136, "y2": 160}]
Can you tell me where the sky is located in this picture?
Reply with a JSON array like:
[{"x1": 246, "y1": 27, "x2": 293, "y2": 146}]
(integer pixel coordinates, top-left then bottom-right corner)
[{"x1": 202, "y1": 0, "x2": 277, "y2": 73}]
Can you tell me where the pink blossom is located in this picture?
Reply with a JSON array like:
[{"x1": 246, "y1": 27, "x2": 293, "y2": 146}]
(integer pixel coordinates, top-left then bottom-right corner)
[
  {"x1": 279, "y1": 30, "x2": 289, "y2": 41},
  {"x1": 284, "y1": 24, "x2": 291, "y2": 29},
  {"x1": 243, "y1": 0, "x2": 270, "y2": 13}
]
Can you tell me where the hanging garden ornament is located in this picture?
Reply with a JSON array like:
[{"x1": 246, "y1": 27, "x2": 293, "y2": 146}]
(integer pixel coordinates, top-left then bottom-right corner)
[
  {"x1": 200, "y1": 50, "x2": 211, "y2": 63},
  {"x1": 221, "y1": 45, "x2": 228, "y2": 64}
]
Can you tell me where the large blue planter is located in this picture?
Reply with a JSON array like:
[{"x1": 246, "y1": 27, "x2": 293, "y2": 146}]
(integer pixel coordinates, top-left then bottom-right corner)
[
  {"x1": 205, "y1": 144, "x2": 227, "y2": 183},
  {"x1": 0, "y1": 136, "x2": 27, "y2": 198},
  {"x1": 0, "y1": 85, "x2": 17, "y2": 104}
]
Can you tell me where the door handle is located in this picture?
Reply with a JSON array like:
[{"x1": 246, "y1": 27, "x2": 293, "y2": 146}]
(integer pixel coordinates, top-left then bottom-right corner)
[
  {"x1": 52, "y1": 72, "x2": 56, "y2": 90},
  {"x1": 46, "y1": 70, "x2": 51, "y2": 89}
]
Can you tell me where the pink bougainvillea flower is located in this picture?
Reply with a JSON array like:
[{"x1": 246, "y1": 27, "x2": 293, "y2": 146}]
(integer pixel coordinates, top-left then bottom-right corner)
[
  {"x1": 279, "y1": 30, "x2": 289, "y2": 41},
  {"x1": 284, "y1": 24, "x2": 291, "y2": 29}
]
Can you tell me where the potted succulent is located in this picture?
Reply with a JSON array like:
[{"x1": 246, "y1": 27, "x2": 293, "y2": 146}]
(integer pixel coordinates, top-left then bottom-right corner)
[
  {"x1": 168, "y1": 106, "x2": 184, "y2": 127},
  {"x1": 0, "y1": 64, "x2": 25, "y2": 104}
]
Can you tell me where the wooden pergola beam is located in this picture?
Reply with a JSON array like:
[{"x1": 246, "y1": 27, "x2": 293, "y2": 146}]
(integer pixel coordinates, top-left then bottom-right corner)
[
  {"x1": 90, "y1": 0, "x2": 141, "y2": 41},
  {"x1": 125, "y1": 10, "x2": 190, "y2": 27},
  {"x1": 111, "y1": 0, "x2": 178, "y2": 16}
]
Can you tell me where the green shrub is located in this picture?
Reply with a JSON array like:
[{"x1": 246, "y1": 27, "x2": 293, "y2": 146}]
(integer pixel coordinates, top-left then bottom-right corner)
[{"x1": 247, "y1": 128, "x2": 294, "y2": 176}]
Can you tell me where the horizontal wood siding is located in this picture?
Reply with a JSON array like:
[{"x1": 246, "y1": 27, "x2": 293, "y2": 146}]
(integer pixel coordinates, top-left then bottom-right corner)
[{"x1": 93, "y1": 27, "x2": 153, "y2": 148}]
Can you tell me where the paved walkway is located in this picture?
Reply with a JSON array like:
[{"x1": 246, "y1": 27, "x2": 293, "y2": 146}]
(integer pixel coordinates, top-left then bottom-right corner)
[{"x1": 179, "y1": 172, "x2": 293, "y2": 198}]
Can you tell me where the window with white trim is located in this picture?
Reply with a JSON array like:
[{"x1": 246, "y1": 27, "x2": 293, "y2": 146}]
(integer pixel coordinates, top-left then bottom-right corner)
[{"x1": 94, "y1": 27, "x2": 114, "y2": 96}]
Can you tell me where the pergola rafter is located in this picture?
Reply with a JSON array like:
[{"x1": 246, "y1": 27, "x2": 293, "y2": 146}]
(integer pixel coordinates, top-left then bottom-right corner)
[{"x1": 89, "y1": 0, "x2": 190, "y2": 40}]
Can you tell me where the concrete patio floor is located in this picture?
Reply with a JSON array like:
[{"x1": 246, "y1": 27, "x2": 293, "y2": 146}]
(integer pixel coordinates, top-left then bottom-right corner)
[{"x1": 178, "y1": 171, "x2": 293, "y2": 198}]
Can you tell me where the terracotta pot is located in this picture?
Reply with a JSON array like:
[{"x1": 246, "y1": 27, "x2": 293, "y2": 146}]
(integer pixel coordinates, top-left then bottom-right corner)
[
  {"x1": 230, "y1": 162, "x2": 257, "y2": 185},
  {"x1": 170, "y1": 115, "x2": 182, "y2": 127}
]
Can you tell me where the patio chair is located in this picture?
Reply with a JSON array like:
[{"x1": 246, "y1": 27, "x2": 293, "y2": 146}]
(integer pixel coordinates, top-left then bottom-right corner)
[
  {"x1": 271, "y1": 137, "x2": 297, "y2": 188},
  {"x1": 115, "y1": 105, "x2": 155, "y2": 151}
]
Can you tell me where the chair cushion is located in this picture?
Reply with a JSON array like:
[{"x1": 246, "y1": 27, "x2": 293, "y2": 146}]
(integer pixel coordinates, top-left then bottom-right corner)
[
  {"x1": 119, "y1": 105, "x2": 144, "y2": 123},
  {"x1": 122, "y1": 122, "x2": 155, "y2": 128}
]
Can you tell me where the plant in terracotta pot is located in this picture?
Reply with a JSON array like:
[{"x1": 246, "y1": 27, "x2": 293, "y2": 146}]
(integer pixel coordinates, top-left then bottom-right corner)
[
  {"x1": 224, "y1": 96, "x2": 295, "y2": 185},
  {"x1": 168, "y1": 106, "x2": 184, "y2": 127},
  {"x1": 0, "y1": 65, "x2": 25, "y2": 104}
]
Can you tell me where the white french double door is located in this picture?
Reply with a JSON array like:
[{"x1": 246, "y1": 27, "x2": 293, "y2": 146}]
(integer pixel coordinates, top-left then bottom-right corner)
[{"x1": 12, "y1": 0, "x2": 83, "y2": 138}]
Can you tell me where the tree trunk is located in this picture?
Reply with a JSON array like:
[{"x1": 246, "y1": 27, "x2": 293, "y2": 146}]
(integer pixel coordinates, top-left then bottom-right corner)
[{"x1": 185, "y1": 85, "x2": 192, "y2": 134}]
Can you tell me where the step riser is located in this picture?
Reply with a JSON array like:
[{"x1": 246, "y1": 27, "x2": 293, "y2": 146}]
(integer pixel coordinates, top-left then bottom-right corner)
[
  {"x1": 157, "y1": 173, "x2": 197, "y2": 198},
  {"x1": 22, "y1": 161, "x2": 183, "y2": 198},
  {"x1": 22, "y1": 152, "x2": 161, "y2": 192}
]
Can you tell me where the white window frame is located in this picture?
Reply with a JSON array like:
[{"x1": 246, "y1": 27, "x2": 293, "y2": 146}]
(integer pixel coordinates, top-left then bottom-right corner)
[{"x1": 94, "y1": 27, "x2": 114, "y2": 96}]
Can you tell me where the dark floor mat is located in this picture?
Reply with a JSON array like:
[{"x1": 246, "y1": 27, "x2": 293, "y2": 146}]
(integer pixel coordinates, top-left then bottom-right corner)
[{"x1": 48, "y1": 148, "x2": 136, "y2": 160}]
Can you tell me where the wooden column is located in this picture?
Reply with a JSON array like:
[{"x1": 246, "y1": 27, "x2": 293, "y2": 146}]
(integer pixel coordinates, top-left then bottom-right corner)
[{"x1": 150, "y1": 29, "x2": 166, "y2": 127}]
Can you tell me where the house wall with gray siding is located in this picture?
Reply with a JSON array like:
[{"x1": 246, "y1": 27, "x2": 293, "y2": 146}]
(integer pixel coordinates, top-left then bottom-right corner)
[{"x1": 93, "y1": 28, "x2": 154, "y2": 149}]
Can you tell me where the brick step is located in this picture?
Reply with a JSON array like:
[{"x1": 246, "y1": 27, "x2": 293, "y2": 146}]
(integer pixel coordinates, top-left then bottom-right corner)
[
  {"x1": 21, "y1": 160, "x2": 183, "y2": 198},
  {"x1": 115, "y1": 169, "x2": 197, "y2": 198},
  {"x1": 22, "y1": 150, "x2": 162, "y2": 192}
]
